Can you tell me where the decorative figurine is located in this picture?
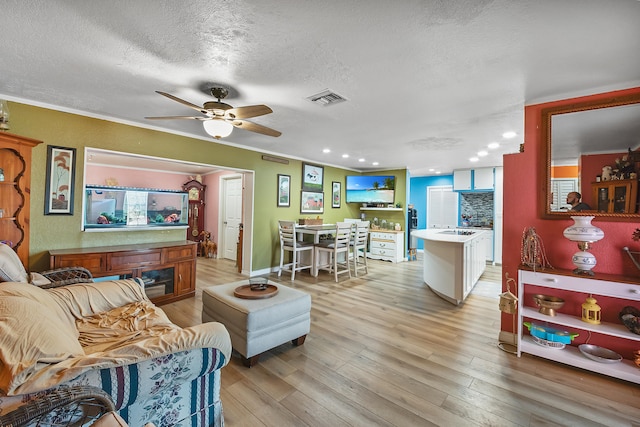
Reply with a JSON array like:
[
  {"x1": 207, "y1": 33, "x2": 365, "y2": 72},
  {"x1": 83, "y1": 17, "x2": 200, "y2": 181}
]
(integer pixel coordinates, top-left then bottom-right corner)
[{"x1": 521, "y1": 227, "x2": 552, "y2": 271}]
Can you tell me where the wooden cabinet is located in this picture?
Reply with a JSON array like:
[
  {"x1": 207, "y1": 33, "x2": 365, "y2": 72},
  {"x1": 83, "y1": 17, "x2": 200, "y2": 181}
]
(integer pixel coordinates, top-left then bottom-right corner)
[
  {"x1": 517, "y1": 269, "x2": 640, "y2": 384},
  {"x1": 368, "y1": 230, "x2": 404, "y2": 263},
  {"x1": 0, "y1": 132, "x2": 42, "y2": 267},
  {"x1": 592, "y1": 179, "x2": 638, "y2": 213},
  {"x1": 49, "y1": 241, "x2": 197, "y2": 305}
]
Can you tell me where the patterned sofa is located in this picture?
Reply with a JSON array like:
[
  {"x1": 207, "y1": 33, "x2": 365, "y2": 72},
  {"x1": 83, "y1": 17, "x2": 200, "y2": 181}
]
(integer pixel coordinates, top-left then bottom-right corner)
[{"x1": 0, "y1": 277, "x2": 232, "y2": 427}]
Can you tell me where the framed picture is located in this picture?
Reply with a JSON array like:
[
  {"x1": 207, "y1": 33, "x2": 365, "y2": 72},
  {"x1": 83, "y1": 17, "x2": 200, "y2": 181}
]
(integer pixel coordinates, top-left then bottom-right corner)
[
  {"x1": 302, "y1": 162, "x2": 324, "y2": 192},
  {"x1": 45, "y1": 145, "x2": 76, "y2": 215},
  {"x1": 277, "y1": 174, "x2": 291, "y2": 207},
  {"x1": 300, "y1": 191, "x2": 324, "y2": 214},
  {"x1": 332, "y1": 181, "x2": 341, "y2": 208}
]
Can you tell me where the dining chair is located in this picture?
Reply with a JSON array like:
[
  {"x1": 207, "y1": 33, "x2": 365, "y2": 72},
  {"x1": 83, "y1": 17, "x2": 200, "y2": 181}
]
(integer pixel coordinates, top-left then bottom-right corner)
[
  {"x1": 350, "y1": 220, "x2": 370, "y2": 276},
  {"x1": 315, "y1": 221, "x2": 352, "y2": 282},
  {"x1": 278, "y1": 220, "x2": 314, "y2": 280}
]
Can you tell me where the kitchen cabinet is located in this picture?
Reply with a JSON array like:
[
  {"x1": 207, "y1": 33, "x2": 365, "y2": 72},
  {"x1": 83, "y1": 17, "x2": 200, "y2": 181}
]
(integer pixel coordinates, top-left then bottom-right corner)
[
  {"x1": 517, "y1": 268, "x2": 640, "y2": 384},
  {"x1": 592, "y1": 179, "x2": 638, "y2": 213},
  {"x1": 412, "y1": 229, "x2": 488, "y2": 305},
  {"x1": 473, "y1": 167, "x2": 495, "y2": 190},
  {"x1": 453, "y1": 168, "x2": 495, "y2": 191},
  {"x1": 49, "y1": 241, "x2": 197, "y2": 305},
  {"x1": 484, "y1": 231, "x2": 494, "y2": 262},
  {"x1": 453, "y1": 169, "x2": 472, "y2": 191},
  {"x1": 368, "y1": 230, "x2": 404, "y2": 263},
  {"x1": 0, "y1": 132, "x2": 42, "y2": 267}
]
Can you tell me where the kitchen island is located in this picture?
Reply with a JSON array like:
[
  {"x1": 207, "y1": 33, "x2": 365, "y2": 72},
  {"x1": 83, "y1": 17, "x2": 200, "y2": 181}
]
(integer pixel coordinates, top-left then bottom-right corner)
[{"x1": 411, "y1": 228, "x2": 489, "y2": 305}]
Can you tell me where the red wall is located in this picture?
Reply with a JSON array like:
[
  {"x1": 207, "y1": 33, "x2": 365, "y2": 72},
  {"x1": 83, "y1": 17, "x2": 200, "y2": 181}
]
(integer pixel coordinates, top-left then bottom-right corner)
[{"x1": 502, "y1": 86, "x2": 640, "y2": 357}]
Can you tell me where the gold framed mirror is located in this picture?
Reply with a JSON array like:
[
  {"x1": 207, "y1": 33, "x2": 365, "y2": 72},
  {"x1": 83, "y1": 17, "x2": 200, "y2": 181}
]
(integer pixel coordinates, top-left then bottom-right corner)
[{"x1": 540, "y1": 90, "x2": 640, "y2": 220}]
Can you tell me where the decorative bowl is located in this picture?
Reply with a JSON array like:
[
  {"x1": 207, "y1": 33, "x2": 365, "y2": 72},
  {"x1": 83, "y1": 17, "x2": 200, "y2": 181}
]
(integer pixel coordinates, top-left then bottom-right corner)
[{"x1": 532, "y1": 294, "x2": 565, "y2": 316}]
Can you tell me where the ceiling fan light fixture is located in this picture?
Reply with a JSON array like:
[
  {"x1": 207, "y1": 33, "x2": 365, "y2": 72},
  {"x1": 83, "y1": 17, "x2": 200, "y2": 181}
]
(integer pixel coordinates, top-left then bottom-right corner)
[{"x1": 203, "y1": 120, "x2": 233, "y2": 139}]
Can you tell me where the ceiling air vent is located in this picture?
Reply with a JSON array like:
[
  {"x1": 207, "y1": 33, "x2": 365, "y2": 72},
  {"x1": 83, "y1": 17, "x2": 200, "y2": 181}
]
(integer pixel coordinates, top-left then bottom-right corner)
[{"x1": 306, "y1": 89, "x2": 347, "y2": 106}]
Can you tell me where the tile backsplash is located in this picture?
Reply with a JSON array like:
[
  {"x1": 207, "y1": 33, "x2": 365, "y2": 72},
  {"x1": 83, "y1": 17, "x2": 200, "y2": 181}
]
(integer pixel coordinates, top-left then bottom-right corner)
[{"x1": 460, "y1": 192, "x2": 494, "y2": 226}]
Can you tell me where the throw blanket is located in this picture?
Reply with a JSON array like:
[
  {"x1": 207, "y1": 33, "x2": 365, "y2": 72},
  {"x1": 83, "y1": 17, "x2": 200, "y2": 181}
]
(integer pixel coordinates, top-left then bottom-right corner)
[{"x1": 0, "y1": 279, "x2": 231, "y2": 396}]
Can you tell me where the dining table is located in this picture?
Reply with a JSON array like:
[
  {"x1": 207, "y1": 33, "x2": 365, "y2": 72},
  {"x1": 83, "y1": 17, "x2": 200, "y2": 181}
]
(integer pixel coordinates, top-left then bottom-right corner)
[{"x1": 296, "y1": 224, "x2": 337, "y2": 276}]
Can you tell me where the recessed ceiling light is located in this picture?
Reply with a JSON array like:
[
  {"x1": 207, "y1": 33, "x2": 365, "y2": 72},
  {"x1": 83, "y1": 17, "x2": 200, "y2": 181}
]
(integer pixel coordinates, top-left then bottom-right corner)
[
  {"x1": 435, "y1": 171, "x2": 441, "y2": 174},
  {"x1": 358, "y1": 158, "x2": 365, "y2": 162},
  {"x1": 322, "y1": 148, "x2": 331, "y2": 153},
  {"x1": 469, "y1": 157, "x2": 479, "y2": 162},
  {"x1": 488, "y1": 142, "x2": 500, "y2": 149},
  {"x1": 429, "y1": 168, "x2": 434, "y2": 172},
  {"x1": 502, "y1": 131, "x2": 516, "y2": 139},
  {"x1": 342, "y1": 154, "x2": 349, "y2": 158},
  {"x1": 477, "y1": 150, "x2": 488, "y2": 157},
  {"x1": 372, "y1": 161, "x2": 379, "y2": 166}
]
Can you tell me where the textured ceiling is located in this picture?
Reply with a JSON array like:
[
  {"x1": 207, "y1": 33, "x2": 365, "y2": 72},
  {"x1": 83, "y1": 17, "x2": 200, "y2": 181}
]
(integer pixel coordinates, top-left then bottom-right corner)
[{"x1": 1, "y1": 0, "x2": 639, "y2": 176}]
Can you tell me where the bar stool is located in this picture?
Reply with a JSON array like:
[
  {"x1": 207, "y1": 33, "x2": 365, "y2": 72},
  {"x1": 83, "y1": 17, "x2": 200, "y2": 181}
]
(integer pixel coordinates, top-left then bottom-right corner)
[
  {"x1": 350, "y1": 221, "x2": 370, "y2": 276},
  {"x1": 315, "y1": 222, "x2": 352, "y2": 282},
  {"x1": 278, "y1": 220, "x2": 314, "y2": 280}
]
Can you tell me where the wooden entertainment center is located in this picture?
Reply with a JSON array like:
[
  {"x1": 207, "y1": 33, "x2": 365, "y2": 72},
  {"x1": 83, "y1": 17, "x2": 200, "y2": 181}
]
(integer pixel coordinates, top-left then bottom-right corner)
[{"x1": 49, "y1": 240, "x2": 197, "y2": 305}]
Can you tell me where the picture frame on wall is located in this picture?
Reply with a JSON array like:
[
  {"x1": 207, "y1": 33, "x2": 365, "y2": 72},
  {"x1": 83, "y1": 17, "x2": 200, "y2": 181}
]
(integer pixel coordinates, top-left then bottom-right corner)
[
  {"x1": 277, "y1": 174, "x2": 291, "y2": 207},
  {"x1": 44, "y1": 145, "x2": 76, "y2": 215},
  {"x1": 300, "y1": 191, "x2": 324, "y2": 214},
  {"x1": 302, "y1": 162, "x2": 323, "y2": 192},
  {"x1": 332, "y1": 181, "x2": 341, "y2": 208}
]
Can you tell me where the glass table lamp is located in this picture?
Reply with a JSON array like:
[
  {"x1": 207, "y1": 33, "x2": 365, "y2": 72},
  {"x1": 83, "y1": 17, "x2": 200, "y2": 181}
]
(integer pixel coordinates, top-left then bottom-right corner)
[{"x1": 562, "y1": 216, "x2": 604, "y2": 276}]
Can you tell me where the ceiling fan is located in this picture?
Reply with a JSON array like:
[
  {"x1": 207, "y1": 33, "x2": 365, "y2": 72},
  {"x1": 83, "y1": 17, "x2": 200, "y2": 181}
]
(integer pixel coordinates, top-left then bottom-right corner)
[{"x1": 145, "y1": 87, "x2": 281, "y2": 139}]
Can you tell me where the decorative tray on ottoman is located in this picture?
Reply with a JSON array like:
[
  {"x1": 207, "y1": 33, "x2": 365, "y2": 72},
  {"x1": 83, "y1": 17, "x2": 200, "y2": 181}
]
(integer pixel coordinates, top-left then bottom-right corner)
[{"x1": 234, "y1": 277, "x2": 278, "y2": 299}]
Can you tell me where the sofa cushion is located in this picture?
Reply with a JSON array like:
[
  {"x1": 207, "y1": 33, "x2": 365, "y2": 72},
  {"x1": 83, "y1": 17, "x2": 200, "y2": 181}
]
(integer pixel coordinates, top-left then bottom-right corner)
[
  {"x1": 0, "y1": 293, "x2": 84, "y2": 395},
  {"x1": 0, "y1": 243, "x2": 28, "y2": 283}
]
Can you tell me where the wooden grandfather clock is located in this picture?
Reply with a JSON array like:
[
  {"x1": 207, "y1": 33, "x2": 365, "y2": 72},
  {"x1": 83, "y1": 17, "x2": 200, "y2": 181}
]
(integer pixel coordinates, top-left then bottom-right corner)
[{"x1": 182, "y1": 179, "x2": 206, "y2": 242}]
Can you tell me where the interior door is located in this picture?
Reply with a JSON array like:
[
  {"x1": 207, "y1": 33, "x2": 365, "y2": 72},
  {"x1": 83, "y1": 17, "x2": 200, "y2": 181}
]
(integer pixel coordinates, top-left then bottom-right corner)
[
  {"x1": 427, "y1": 186, "x2": 458, "y2": 229},
  {"x1": 221, "y1": 176, "x2": 243, "y2": 260}
]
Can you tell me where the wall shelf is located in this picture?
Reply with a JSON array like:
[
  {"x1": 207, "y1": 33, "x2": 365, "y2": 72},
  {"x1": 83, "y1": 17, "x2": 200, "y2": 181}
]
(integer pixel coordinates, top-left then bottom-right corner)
[{"x1": 360, "y1": 207, "x2": 403, "y2": 211}]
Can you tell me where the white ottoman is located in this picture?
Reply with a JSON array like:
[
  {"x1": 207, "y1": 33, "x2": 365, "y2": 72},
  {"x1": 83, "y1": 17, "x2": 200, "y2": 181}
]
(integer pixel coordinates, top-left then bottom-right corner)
[{"x1": 202, "y1": 280, "x2": 311, "y2": 367}]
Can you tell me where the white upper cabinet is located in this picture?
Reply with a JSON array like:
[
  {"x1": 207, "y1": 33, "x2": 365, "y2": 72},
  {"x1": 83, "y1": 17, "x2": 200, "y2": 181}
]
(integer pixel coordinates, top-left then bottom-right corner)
[
  {"x1": 453, "y1": 169, "x2": 472, "y2": 191},
  {"x1": 473, "y1": 167, "x2": 495, "y2": 190},
  {"x1": 453, "y1": 168, "x2": 494, "y2": 191}
]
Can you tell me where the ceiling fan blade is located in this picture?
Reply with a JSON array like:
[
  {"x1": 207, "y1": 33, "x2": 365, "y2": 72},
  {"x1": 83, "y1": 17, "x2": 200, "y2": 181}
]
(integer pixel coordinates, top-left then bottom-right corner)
[
  {"x1": 155, "y1": 91, "x2": 208, "y2": 114},
  {"x1": 145, "y1": 115, "x2": 207, "y2": 120},
  {"x1": 230, "y1": 120, "x2": 282, "y2": 137},
  {"x1": 224, "y1": 105, "x2": 273, "y2": 120}
]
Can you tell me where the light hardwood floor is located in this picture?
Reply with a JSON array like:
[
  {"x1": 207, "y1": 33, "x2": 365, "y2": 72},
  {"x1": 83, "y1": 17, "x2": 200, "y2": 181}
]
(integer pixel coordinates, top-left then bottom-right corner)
[{"x1": 162, "y1": 256, "x2": 640, "y2": 427}]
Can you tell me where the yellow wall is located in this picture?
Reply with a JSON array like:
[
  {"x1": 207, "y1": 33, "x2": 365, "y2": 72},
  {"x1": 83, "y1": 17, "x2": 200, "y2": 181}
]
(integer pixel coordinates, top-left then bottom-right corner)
[{"x1": 8, "y1": 101, "x2": 407, "y2": 272}]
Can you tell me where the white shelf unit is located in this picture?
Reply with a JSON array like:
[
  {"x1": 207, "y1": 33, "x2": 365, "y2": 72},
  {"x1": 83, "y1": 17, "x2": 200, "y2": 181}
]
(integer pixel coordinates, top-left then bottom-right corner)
[
  {"x1": 517, "y1": 269, "x2": 640, "y2": 384},
  {"x1": 368, "y1": 230, "x2": 404, "y2": 263},
  {"x1": 359, "y1": 207, "x2": 403, "y2": 211}
]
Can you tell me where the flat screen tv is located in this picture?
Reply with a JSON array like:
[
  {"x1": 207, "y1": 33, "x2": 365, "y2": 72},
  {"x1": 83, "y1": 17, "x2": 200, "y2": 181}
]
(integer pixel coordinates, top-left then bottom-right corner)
[{"x1": 345, "y1": 175, "x2": 395, "y2": 204}]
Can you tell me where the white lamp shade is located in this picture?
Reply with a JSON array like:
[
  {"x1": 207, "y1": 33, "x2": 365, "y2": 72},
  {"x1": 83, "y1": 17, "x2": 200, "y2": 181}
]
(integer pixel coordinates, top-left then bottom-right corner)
[
  {"x1": 203, "y1": 120, "x2": 233, "y2": 139},
  {"x1": 562, "y1": 216, "x2": 604, "y2": 243}
]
